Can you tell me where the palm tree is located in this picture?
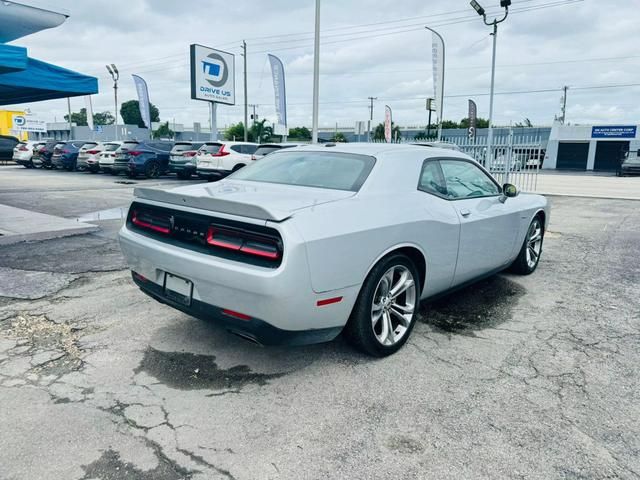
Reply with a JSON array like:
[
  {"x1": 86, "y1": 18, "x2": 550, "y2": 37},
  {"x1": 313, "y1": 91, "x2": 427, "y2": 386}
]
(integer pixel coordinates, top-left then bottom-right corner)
[{"x1": 373, "y1": 122, "x2": 402, "y2": 142}]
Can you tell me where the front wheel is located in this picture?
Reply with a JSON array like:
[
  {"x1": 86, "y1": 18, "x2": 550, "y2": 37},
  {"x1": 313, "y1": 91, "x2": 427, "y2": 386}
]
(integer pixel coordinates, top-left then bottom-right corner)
[
  {"x1": 344, "y1": 254, "x2": 420, "y2": 357},
  {"x1": 510, "y1": 216, "x2": 544, "y2": 275}
]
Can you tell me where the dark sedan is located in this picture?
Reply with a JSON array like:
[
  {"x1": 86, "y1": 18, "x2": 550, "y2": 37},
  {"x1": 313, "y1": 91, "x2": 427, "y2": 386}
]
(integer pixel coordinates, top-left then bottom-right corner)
[
  {"x1": 51, "y1": 141, "x2": 92, "y2": 171},
  {"x1": 111, "y1": 140, "x2": 174, "y2": 179}
]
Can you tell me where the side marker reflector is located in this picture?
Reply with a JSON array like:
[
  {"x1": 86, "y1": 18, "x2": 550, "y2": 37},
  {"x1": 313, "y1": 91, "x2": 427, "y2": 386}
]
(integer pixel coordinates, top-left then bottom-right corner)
[{"x1": 317, "y1": 297, "x2": 343, "y2": 307}]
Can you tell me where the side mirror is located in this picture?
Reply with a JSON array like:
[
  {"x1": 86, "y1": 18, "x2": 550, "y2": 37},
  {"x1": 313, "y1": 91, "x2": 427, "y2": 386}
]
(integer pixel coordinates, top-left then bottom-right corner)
[{"x1": 500, "y1": 183, "x2": 519, "y2": 203}]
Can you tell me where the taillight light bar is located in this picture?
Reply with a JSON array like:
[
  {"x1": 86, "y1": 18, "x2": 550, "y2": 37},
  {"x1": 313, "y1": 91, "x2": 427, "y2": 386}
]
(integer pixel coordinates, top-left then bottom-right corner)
[
  {"x1": 182, "y1": 151, "x2": 197, "y2": 157},
  {"x1": 212, "y1": 145, "x2": 230, "y2": 157},
  {"x1": 86, "y1": 149, "x2": 100, "y2": 154},
  {"x1": 131, "y1": 210, "x2": 171, "y2": 234},
  {"x1": 206, "y1": 226, "x2": 281, "y2": 260},
  {"x1": 128, "y1": 150, "x2": 144, "y2": 156}
]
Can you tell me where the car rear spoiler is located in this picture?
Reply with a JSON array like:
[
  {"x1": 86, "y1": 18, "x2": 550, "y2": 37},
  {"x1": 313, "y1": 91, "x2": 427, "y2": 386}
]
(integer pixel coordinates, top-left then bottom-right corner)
[{"x1": 133, "y1": 187, "x2": 291, "y2": 222}]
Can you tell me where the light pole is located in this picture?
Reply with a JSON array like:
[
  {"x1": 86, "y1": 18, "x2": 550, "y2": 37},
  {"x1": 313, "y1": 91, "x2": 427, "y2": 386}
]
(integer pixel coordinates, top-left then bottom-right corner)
[
  {"x1": 105, "y1": 64, "x2": 119, "y2": 140},
  {"x1": 425, "y1": 26, "x2": 445, "y2": 141},
  {"x1": 470, "y1": 0, "x2": 510, "y2": 166},
  {"x1": 311, "y1": 0, "x2": 321, "y2": 143},
  {"x1": 367, "y1": 96, "x2": 377, "y2": 142}
]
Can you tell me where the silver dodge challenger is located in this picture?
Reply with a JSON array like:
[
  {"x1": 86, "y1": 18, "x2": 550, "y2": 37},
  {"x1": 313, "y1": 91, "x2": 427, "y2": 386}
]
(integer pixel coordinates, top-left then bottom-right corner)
[{"x1": 119, "y1": 144, "x2": 549, "y2": 356}]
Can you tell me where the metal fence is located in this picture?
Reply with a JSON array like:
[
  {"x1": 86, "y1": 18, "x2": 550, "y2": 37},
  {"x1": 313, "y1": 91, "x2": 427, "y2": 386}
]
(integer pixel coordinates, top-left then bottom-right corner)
[{"x1": 444, "y1": 130, "x2": 545, "y2": 192}]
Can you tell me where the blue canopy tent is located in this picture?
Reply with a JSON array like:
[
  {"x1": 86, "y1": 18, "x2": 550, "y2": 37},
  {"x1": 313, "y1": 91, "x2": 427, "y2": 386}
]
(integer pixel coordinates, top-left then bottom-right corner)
[{"x1": 0, "y1": 43, "x2": 98, "y2": 105}]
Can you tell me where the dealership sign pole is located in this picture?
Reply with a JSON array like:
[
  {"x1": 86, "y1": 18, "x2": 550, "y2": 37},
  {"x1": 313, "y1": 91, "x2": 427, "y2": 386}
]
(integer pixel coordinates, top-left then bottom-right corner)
[
  {"x1": 268, "y1": 54, "x2": 288, "y2": 140},
  {"x1": 468, "y1": 99, "x2": 477, "y2": 140},
  {"x1": 190, "y1": 44, "x2": 236, "y2": 142}
]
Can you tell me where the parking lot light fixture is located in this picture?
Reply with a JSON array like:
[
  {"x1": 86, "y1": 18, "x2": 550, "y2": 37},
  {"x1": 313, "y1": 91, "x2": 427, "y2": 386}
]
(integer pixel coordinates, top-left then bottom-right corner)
[
  {"x1": 106, "y1": 64, "x2": 119, "y2": 141},
  {"x1": 470, "y1": 0, "x2": 485, "y2": 16},
  {"x1": 470, "y1": 0, "x2": 510, "y2": 167}
]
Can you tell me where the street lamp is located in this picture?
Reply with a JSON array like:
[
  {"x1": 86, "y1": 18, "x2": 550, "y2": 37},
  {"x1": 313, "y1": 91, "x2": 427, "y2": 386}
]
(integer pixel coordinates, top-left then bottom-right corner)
[
  {"x1": 106, "y1": 64, "x2": 119, "y2": 140},
  {"x1": 470, "y1": 0, "x2": 510, "y2": 166}
]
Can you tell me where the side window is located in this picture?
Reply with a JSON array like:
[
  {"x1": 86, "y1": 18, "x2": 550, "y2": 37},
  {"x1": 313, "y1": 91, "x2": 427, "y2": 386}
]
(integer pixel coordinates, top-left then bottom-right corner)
[
  {"x1": 243, "y1": 144, "x2": 258, "y2": 154},
  {"x1": 440, "y1": 159, "x2": 499, "y2": 199},
  {"x1": 418, "y1": 160, "x2": 447, "y2": 197},
  {"x1": 230, "y1": 145, "x2": 243, "y2": 154}
]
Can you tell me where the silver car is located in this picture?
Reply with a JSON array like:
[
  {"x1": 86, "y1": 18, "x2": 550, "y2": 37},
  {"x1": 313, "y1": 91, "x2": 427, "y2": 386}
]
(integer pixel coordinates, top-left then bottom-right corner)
[{"x1": 119, "y1": 144, "x2": 549, "y2": 356}]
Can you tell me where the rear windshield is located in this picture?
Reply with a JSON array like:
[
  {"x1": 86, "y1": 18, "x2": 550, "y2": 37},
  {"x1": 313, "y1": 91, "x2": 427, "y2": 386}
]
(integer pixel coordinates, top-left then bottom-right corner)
[
  {"x1": 81, "y1": 142, "x2": 98, "y2": 149},
  {"x1": 103, "y1": 143, "x2": 120, "y2": 151},
  {"x1": 171, "y1": 143, "x2": 194, "y2": 153},
  {"x1": 54, "y1": 143, "x2": 65, "y2": 149},
  {"x1": 200, "y1": 143, "x2": 223, "y2": 153},
  {"x1": 254, "y1": 146, "x2": 282, "y2": 156},
  {"x1": 16, "y1": 142, "x2": 27, "y2": 147},
  {"x1": 121, "y1": 142, "x2": 139, "y2": 149},
  {"x1": 230, "y1": 151, "x2": 376, "y2": 192}
]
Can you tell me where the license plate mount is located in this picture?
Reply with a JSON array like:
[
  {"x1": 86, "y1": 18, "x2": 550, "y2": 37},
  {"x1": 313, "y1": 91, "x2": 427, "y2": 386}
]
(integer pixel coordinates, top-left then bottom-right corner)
[{"x1": 163, "y1": 272, "x2": 193, "y2": 306}]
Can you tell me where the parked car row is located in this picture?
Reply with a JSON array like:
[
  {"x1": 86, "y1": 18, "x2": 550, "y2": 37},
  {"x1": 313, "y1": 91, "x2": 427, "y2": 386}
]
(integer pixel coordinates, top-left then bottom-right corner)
[{"x1": 14, "y1": 139, "x2": 304, "y2": 180}]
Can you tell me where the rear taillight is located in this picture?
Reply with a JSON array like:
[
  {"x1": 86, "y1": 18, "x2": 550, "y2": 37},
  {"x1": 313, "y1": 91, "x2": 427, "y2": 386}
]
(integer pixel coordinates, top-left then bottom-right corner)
[
  {"x1": 129, "y1": 151, "x2": 143, "y2": 156},
  {"x1": 63, "y1": 149, "x2": 70, "y2": 154},
  {"x1": 131, "y1": 210, "x2": 171, "y2": 234},
  {"x1": 18, "y1": 146, "x2": 28, "y2": 151},
  {"x1": 206, "y1": 226, "x2": 281, "y2": 260},
  {"x1": 212, "y1": 145, "x2": 229, "y2": 157},
  {"x1": 86, "y1": 149, "x2": 100, "y2": 154},
  {"x1": 182, "y1": 151, "x2": 197, "y2": 157}
]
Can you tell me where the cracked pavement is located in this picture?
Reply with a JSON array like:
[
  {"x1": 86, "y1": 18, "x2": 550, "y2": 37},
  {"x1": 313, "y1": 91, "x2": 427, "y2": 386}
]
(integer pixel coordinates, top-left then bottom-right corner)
[{"x1": 0, "y1": 166, "x2": 639, "y2": 479}]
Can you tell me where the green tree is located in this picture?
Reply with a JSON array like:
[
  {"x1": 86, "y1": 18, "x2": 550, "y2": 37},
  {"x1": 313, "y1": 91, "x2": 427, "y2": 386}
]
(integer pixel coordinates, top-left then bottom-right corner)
[
  {"x1": 64, "y1": 108, "x2": 115, "y2": 126},
  {"x1": 225, "y1": 122, "x2": 249, "y2": 141},
  {"x1": 288, "y1": 126, "x2": 311, "y2": 140},
  {"x1": 440, "y1": 120, "x2": 460, "y2": 129},
  {"x1": 459, "y1": 117, "x2": 489, "y2": 129},
  {"x1": 331, "y1": 132, "x2": 348, "y2": 143},
  {"x1": 120, "y1": 100, "x2": 160, "y2": 128},
  {"x1": 250, "y1": 119, "x2": 273, "y2": 143},
  {"x1": 373, "y1": 122, "x2": 402, "y2": 142},
  {"x1": 514, "y1": 118, "x2": 533, "y2": 128},
  {"x1": 152, "y1": 121, "x2": 174, "y2": 139}
]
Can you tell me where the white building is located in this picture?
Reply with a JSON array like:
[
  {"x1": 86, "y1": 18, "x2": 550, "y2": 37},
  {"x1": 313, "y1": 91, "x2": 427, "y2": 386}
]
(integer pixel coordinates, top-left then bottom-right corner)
[{"x1": 544, "y1": 123, "x2": 639, "y2": 171}]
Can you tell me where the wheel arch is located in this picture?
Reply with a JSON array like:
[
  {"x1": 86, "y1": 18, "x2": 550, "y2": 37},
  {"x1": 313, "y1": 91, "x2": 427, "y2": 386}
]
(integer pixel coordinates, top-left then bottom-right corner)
[{"x1": 363, "y1": 243, "x2": 427, "y2": 296}]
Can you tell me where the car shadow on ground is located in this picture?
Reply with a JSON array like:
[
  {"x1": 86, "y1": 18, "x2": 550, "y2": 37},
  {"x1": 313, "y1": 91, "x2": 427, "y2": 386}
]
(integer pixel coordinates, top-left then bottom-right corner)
[{"x1": 418, "y1": 274, "x2": 525, "y2": 337}]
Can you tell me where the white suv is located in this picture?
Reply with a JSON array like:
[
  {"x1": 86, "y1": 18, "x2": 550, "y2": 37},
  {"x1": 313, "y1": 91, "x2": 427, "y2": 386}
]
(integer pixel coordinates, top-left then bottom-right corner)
[
  {"x1": 196, "y1": 141, "x2": 258, "y2": 180},
  {"x1": 97, "y1": 141, "x2": 125, "y2": 174}
]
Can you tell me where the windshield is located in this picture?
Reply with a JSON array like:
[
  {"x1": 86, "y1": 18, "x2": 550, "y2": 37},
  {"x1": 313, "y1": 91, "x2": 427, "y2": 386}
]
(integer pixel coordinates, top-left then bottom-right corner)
[
  {"x1": 104, "y1": 143, "x2": 120, "y2": 152},
  {"x1": 230, "y1": 151, "x2": 376, "y2": 192}
]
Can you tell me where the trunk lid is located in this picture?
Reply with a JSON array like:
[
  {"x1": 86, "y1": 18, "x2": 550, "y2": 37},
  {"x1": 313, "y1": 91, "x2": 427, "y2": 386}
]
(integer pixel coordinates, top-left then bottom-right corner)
[{"x1": 134, "y1": 180, "x2": 355, "y2": 222}]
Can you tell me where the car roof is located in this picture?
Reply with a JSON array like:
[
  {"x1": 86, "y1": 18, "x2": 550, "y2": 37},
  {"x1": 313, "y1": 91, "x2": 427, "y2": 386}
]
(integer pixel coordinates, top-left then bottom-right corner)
[
  {"x1": 279, "y1": 142, "x2": 470, "y2": 159},
  {"x1": 256, "y1": 143, "x2": 304, "y2": 148}
]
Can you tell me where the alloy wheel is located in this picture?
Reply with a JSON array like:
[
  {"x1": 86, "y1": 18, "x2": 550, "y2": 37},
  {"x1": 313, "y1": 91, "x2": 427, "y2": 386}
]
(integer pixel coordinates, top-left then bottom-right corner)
[
  {"x1": 526, "y1": 219, "x2": 543, "y2": 269},
  {"x1": 371, "y1": 265, "x2": 416, "y2": 346}
]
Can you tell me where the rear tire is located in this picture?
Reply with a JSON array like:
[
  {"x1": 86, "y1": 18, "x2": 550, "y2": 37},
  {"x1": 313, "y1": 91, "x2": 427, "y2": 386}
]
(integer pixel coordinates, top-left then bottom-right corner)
[
  {"x1": 144, "y1": 161, "x2": 160, "y2": 179},
  {"x1": 509, "y1": 215, "x2": 544, "y2": 275},
  {"x1": 344, "y1": 254, "x2": 420, "y2": 357}
]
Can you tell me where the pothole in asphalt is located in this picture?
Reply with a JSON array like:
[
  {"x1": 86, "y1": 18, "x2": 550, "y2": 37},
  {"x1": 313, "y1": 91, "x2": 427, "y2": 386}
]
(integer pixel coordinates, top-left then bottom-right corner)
[
  {"x1": 419, "y1": 275, "x2": 525, "y2": 336},
  {"x1": 134, "y1": 347, "x2": 283, "y2": 390},
  {"x1": 2, "y1": 313, "x2": 85, "y2": 372}
]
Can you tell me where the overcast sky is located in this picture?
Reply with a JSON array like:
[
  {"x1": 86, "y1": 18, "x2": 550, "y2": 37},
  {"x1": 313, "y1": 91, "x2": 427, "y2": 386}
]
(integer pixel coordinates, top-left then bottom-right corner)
[{"x1": 6, "y1": 0, "x2": 640, "y2": 130}]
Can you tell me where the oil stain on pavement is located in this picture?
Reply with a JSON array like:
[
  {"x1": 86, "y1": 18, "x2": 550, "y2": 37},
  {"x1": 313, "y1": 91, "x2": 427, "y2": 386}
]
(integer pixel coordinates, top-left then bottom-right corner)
[
  {"x1": 419, "y1": 275, "x2": 525, "y2": 336},
  {"x1": 134, "y1": 347, "x2": 283, "y2": 390},
  {"x1": 81, "y1": 448, "x2": 191, "y2": 480}
]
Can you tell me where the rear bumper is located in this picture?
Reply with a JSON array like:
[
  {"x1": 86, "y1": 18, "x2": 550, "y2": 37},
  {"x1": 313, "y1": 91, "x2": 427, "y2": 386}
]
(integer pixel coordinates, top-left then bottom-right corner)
[
  {"x1": 118, "y1": 223, "x2": 358, "y2": 345},
  {"x1": 132, "y1": 273, "x2": 342, "y2": 346},
  {"x1": 169, "y1": 162, "x2": 196, "y2": 174},
  {"x1": 196, "y1": 168, "x2": 230, "y2": 178}
]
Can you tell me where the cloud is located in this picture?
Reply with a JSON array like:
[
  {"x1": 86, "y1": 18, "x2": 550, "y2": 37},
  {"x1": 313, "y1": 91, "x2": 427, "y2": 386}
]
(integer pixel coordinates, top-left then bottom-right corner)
[{"x1": 5, "y1": 0, "x2": 640, "y2": 129}]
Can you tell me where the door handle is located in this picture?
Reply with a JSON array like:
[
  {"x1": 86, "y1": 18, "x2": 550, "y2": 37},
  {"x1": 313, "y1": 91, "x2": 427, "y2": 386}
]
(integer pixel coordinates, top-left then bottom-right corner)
[{"x1": 460, "y1": 208, "x2": 471, "y2": 217}]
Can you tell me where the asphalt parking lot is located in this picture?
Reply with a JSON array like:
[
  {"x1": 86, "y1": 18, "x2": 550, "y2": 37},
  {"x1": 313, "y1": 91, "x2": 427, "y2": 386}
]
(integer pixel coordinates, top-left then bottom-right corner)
[{"x1": 0, "y1": 165, "x2": 639, "y2": 480}]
